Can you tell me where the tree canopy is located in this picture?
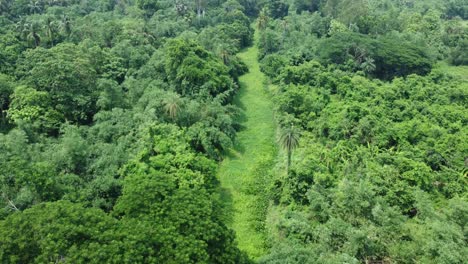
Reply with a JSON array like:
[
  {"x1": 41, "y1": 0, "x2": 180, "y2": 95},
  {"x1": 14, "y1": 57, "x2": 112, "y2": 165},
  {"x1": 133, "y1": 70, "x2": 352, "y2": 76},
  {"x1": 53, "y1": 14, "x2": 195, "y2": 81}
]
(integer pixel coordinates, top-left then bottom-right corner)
[
  {"x1": 257, "y1": 1, "x2": 467, "y2": 263},
  {"x1": 0, "y1": 0, "x2": 466, "y2": 263}
]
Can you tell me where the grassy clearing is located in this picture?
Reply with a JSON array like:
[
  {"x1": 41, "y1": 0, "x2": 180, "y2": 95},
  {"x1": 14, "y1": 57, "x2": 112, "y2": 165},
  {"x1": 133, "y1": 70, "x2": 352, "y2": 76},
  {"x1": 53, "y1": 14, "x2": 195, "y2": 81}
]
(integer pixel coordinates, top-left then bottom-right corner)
[
  {"x1": 218, "y1": 29, "x2": 277, "y2": 259},
  {"x1": 435, "y1": 61, "x2": 468, "y2": 81}
]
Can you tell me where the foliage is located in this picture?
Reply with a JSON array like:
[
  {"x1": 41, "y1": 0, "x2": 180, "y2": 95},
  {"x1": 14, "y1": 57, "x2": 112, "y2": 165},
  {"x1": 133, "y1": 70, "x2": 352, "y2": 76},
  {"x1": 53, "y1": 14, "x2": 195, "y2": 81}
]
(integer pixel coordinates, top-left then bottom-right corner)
[
  {"x1": 15, "y1": 43, "x2": 98, "y2": 124},
  {"x1": 0, "y1": 0, "x2": 467, "y2": 262},
  {"x1": 0, "y1": 74, "x2": 14, "y2": 126},
  {"x1": 112, "y1": 124, "x2": 248, "y2": 263},
  {"x1": 259, "y1": 1, "x2": 468, "y2": 262},
  {"x1": 278, "y1": 125, "x2": 300, "y2": 173},
  {"x1": 217, "y1": 37, "x2": 277, "y2": 258},
  {"x1": 7, "y1": 86, "x2": 63, "y2": 134},
  {"x1": 0, "y1": 201, "x2": 122, "y2": 263},
  {"x1": 0, "y1": 0, "x2": 254, "y2": 261},
  {"x1": 445, "y1": 0, "x2": 468, "y2": 19},
  {"x1": 317, "y1": 32, "x2": 434, "y2": 79},
  {"x1": 449, "y1": 38, "x2": 468, "y2": 65},
  {"x1": 164, "y1": 38, "x2": 236, "y2": 98},
  {"x1": 265, "y1": 0, "x2": 289, "y2": 19}
]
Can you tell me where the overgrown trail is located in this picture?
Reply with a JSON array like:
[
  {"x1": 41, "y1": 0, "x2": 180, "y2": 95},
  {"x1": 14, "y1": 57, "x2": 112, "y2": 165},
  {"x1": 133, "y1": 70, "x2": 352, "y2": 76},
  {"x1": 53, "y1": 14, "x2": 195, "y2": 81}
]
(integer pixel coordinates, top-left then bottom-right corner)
[{"x1": 218, "y1": 28, "x2": 277, "y2": 259}]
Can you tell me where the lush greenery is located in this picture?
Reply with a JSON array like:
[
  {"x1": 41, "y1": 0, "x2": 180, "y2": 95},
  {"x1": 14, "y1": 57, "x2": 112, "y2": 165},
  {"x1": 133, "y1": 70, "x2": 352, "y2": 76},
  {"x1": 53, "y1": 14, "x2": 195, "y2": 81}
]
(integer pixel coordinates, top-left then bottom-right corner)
[
  {"x1": 0, "y1": 0, "x2": 467, "y2": 263},
  {"x1": 256, "y1": 0, "x2": 468, "y2": 263},
  {"x1": 218, "y1": 29, "x2": 276, "y2": 258},
  {"x1": 0, "y1": 0, "x2": 254, "y2": 262}
]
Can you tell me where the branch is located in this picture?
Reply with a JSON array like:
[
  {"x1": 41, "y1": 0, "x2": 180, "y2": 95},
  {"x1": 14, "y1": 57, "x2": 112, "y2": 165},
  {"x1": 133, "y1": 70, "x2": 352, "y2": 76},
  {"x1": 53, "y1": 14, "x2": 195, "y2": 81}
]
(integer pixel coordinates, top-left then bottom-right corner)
[
  {"x1": 1, "y1": 193, "x2": 19, "y2": 211},
  {"x1": 7, "y1": 198, "x2": 19, "y2": 211}
]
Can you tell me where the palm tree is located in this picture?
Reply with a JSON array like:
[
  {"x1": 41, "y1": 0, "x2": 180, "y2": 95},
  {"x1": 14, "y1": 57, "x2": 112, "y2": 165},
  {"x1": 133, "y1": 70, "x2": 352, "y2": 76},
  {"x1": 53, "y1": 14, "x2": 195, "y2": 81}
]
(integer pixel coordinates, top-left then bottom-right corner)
[
  {"x1": 25, "y1": 21, "x2": 42, "y2": 47},
  {"x1": 44, "y1": 17, "x2": 57, "y2": 47},
  {"x1": 257, "y1": 8, "x2": 269, "y2": 30},
  {"x1": 163, "y1": 93, "x2": 182, "y2": 121},
  {"x1": 216, "y1": 43, "x2": 233, "y2": 65},
  {"x1": 28, "y1": 0, "x2": 42, "y2": 14},
  {"x1": 59, "y1": 14, "x2": 72, "y2": 37},
  {"x1": 0, "y1": 0, "x2": 11, "y2": 15},
  {"x1": 15, "y1": 17, "x2": 27, "y2": 37},
  {"x1": 196, "y1": 0, "x2": 205, "y2": 19},
  {"x1": 278, "y1": 124, "x2": 300, "y2": 174},
  {"x1": 280, "y1": 19, "x2": 288, "y2": 46},
  {"x1": 360, "y1": 57, "x2": 376, "y2": 76}
]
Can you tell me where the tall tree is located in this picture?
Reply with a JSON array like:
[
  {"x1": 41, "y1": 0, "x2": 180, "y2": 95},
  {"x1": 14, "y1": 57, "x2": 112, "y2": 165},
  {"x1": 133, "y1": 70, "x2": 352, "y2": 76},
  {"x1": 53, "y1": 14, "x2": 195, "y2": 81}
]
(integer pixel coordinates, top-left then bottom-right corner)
[
  {"x1": 24, "y1": 21, "x2": 41, "y2": 47},
  {"x1": 43, "y1": 17, "x2": 57, "y2": 47},
  {"x1": 278, "y1": 124, "x2": 300, "y2": 174},
  {"x1": 0, "y1": 0, "x2": 12, "y2": 15},
  {"x1": 59, "y1": 14, "x2": 71, "y2": 37},
  {"x1": 163, "y1": 92, "x2": 182, "y2": 121},
  {"x1": 15, "y1": 43, "x2": 97, "y2": 123},
  {"x1": 257, "y1": 8, "x2": 269, "y2": 30},
  {"x1": 27, "y1": 0, "x2": 42, "y2": 14}
]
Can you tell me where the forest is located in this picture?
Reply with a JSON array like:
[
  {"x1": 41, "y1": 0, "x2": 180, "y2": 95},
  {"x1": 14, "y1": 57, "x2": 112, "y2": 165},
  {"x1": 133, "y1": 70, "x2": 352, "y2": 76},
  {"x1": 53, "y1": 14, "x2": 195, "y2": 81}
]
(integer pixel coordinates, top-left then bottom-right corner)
[{"x1": 0, "y1": 0, "x2": 466, "y2": 263}]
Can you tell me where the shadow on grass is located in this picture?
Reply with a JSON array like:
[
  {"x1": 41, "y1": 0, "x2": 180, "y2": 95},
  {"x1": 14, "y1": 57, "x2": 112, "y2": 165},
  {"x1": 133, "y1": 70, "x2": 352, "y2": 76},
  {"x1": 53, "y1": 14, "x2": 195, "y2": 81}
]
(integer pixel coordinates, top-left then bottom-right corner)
[
  {"x1": 219, "y1": 186, "x2": 235, "y2": 225},
  {"x1": 224, "y1": 146, "x2": 244, "y2": 159},
  {"x1": 234, "y1": 82, "x2": 248, "y2": 122},
  {"x1": 226, "y1": 80, "x2": 250, "y2": 157}
]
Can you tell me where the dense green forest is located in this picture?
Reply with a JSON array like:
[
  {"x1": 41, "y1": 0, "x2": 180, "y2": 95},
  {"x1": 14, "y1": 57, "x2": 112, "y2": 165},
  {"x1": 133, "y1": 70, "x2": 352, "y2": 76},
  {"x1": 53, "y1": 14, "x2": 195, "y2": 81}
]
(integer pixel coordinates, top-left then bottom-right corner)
[
  {"x1": 0, "y1": 0, "x2": 467, "y2": 263},
  {"x1": 257, "y1": 0, "x2": 467, "y2": 263}
]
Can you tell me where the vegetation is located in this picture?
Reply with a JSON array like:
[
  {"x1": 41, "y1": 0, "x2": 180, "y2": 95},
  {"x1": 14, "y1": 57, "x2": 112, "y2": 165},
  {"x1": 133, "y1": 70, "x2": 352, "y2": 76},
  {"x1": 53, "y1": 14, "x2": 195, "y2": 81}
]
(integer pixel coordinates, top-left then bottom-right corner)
[
  {"x1": 278, "y1": 124, "x2": 300, "y2": 173},
  {"x1": 256, "y1": 0, "x2": 468, "y2": 263},
  {"x1": 218, "y1": 29, "x2": 276, "y2": 258},
  {"x1": 0, "y1": 0, "x2": 466, "y2": 263},
  {"x1": 0, "y1": 0, "x2": 253, "y2": 262}
]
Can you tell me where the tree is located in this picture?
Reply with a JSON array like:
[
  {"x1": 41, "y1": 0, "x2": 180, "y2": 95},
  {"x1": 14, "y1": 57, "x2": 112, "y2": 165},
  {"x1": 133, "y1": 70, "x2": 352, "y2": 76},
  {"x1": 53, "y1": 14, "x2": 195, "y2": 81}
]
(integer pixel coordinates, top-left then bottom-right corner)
[
  {"x1": 445, "y1": 0, "x2": 468, "y2": 19},
  {"x1": 260, "y1": 54, "x2": 287, "y2": 79},
  {"x1": 317, "y1": 32, "x2": 433, "y2": 79},
  {"x1": 0, "y1": 201, "x2": 122, "y2": 263},
  {"x1": 257, "y1": 8, "x2": 269, "y2": 30},
  {"x1": 278, "y1": 124, "x2": 300, "y2": 173},
  {"x1": 59, "y1": 14, "x2": 71, "y2": 37},
  {"x1": 328, "y1": 19, "x2": 348, "y2": 36},
  {"x1": 16, "y1": 43, "x2": 97, "y2": 124},
  {"x1": 449, "y1": 39, "x2": 468, "y2": 66},
  {"x1": 27, "y1": 0, "x2": 42, "y2": 14},
  {"x1": 0, "y1": 0, "x2": 12, "y2": 15},
  {"x1": 112, "y1": 124, "x2": 248, "y2": 263},
  {"x1": 43, "y1": 16, "x2": 58, "y2": 47},
  {"x1": 216, "y1": 43, "x2": 233, "y2": 65},
  {"x1": 7, "y1": 86, "x2": 63, "y2": 134},
  {"x1": 0, "y1": 74, "x2": 14, "y2": 126},
  {"x1": 164, "y1": 38, "x2": 235, "y2": 98},
  {"x1": 136, "y1": 0, "x2": 159, "y2": 17},
  {"x1": 360, "y1": 56, "x2": 376, "y2": 76},
  {"x1": 163, "y1": 92, "x2": 182, "y2": 120},
  {"x1": 294, "y1": 0, "x2": 323, "y2": 14},
  {"x1": 0, "y1": 31, "x2": 24, "y2": 75},
  {"x1": 266, "y1": 0, "x2": 289, "y2": 19},
  {"x1": 24, "y1": 20, "x2": 41, "y2": 47}
]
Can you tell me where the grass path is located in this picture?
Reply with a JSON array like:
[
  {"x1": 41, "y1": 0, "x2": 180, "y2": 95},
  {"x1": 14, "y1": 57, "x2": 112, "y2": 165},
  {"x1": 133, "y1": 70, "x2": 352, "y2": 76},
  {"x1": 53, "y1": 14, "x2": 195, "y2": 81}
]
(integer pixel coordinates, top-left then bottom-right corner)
[{"x1": 218, "y1": 28, "x2": 277, "y2": 259}]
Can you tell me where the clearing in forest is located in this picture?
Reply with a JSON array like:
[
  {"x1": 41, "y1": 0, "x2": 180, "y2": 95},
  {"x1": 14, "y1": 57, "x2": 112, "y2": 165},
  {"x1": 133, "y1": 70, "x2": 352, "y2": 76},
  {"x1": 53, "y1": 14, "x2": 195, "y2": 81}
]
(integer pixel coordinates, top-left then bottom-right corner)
[{"x1": 218, "y1": 29, "x2": 277, "y2": 259}]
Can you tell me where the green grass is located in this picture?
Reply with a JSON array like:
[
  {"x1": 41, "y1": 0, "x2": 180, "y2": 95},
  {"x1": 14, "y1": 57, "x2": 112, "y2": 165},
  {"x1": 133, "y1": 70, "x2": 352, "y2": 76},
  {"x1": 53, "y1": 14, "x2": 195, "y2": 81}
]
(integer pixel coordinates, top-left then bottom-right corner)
[
  {"x1": 218, "y1": 28, "x2": 277, "y2": 259},
  {"x1": 436, "y1": 61, "x2": 468, "y2": 81}
]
